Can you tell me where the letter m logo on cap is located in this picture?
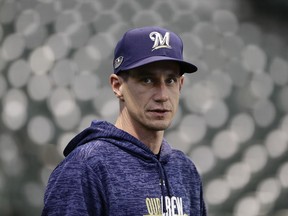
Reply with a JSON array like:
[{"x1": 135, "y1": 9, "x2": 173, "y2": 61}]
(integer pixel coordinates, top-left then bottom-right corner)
[{"x1": 149, "y1": 31, "x2": 172, "y2": 51}]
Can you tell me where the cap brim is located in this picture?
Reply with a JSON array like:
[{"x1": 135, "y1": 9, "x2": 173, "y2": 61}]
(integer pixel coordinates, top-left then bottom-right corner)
[{"x1": 117, "y1": 56, "x2": 197, "y2": 74}]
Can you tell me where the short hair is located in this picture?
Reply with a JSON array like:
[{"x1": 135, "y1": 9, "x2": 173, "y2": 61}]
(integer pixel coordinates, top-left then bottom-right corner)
[{"x1": 117, "y1": 70, "x2": 130, "y2": 81}]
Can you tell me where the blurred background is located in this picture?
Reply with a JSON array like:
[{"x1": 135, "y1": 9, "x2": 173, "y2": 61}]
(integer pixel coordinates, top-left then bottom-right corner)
[{"x1": 0, "y1": 0, "x2": 288, "y2": 215}]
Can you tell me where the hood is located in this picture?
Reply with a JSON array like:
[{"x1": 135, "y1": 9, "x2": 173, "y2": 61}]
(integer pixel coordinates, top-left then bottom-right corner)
[
  {"x1": 63, "y1": 120, "x2": 174, "y2": 212},
  {"x1": 63, "y1": 120, "x2": 172, "y2": 163}
]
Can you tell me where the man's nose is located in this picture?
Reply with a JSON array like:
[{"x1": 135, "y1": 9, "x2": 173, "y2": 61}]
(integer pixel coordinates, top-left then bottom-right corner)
[{"x1": 154, "y1": 82, "x2": 169, "y2": 102}]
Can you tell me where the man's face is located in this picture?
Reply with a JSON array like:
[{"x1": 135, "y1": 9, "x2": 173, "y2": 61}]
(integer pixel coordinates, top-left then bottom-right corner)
[{"x1": 117, "y1": 61, "x2": 184, "y2": 132}]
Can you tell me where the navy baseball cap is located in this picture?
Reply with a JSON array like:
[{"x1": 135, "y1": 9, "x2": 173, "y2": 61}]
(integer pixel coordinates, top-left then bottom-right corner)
[{"x1": 113, "y1": 26, "x2": 198, "y2": 74}]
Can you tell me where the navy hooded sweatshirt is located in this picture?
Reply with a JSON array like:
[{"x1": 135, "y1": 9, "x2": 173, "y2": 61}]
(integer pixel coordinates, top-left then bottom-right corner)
[{"x1": 42, "y1": 120, "x2": 206, "y2": 216}]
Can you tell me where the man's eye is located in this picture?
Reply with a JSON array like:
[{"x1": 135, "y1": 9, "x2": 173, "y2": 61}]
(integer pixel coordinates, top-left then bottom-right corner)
[
  {"x1": 142, "y1": 78, "x2": 152, "y2": 84},
  {"x1": 167, "y1": 78, "x2": 177, "y2": 84}
]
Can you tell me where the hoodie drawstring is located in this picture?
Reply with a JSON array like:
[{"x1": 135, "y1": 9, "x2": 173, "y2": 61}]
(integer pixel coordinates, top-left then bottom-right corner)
[
  {"x1": 156, "y1": 160, "x2": 172, "y2": 214},
  {"x1": 162, "y1": 167, "x2": 172, "y2": 197}
]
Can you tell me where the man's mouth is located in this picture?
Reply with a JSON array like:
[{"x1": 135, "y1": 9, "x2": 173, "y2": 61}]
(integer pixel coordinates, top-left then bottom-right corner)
[{"x1": 148, "y1": 109, "x2": 171, "y2": 113}]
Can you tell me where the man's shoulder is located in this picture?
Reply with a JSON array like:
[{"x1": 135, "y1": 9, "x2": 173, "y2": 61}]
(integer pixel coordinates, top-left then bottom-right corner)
[
  {"x1": 169, "y1": 148, "x2": 198, "y2": 170},
  {"x1": 170, "y1": 148, "x2": 191, "y2": 161},
  {"x1": 168, "y1": 149, "x2": 202, "y2": 183},
  {"x1": 65, "y1": 140, "x2": 117, "y2": 163}
]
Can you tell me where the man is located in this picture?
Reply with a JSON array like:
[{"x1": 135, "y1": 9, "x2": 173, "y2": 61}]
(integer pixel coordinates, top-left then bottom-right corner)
[{"x1": 42, "y1": 26, "x2": 207, "y2": 216}]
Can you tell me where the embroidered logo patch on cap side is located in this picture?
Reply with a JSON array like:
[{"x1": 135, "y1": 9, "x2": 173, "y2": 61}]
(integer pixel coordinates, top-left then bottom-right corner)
[
  {"x1": 114, "y1": 56, "x2": 124, "y2": 69},
  {"x1": 149, "y1": 31, "x2": 171, "y2": 51}
]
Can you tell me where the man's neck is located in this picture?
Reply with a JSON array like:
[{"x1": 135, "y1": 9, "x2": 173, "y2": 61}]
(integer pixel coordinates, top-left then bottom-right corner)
[{"x1": 114, "y1": 117, "x2": 164, "y2": 154}]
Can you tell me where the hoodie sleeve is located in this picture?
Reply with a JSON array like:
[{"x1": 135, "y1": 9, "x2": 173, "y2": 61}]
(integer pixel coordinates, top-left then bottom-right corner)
[
  {"x1": 200, "y1": 183, "x2": 207, "y2": 216},
  {"x1": 42, "y1": 160, "x2": 107, "y2": 216},
  {"x1": 186, "y1": 156, "x2": 207, "y2": 216}
]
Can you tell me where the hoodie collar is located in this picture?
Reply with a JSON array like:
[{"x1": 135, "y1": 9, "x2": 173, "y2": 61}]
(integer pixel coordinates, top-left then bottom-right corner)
[{"x1": 63, "y1": 120, "x2": 172, "y2": 163}]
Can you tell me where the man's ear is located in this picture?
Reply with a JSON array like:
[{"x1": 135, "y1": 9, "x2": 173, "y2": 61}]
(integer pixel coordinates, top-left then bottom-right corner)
[
  {"x1": 110, "y1": 74, "x2": 124, "y2": 100},
  {"x1": 179, "y1": 75, "x2": 185, "y2": 92}
]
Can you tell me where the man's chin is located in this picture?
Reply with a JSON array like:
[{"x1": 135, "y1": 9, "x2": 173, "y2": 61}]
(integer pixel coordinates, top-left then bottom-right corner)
[{"x1": 146, "y1": 121, "x2": 171, "y2": 131}]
